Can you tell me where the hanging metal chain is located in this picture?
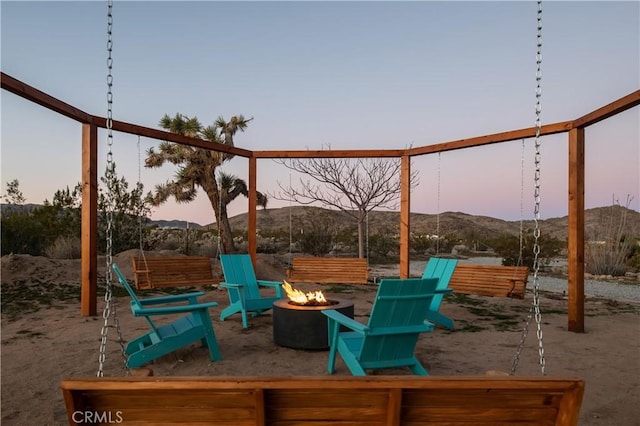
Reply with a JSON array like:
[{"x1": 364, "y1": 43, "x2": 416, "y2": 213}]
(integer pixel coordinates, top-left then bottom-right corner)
[
  {"x1": 98, "y1": 0, "x2": 128, "y2": 377},
  {"x1": 516, "y1": 139, "x2": 525, "y2": 268},
  {"x1": 436, "y1": 152, "x2": 441, "y2": 254},
  {"x1": 217, "y1": 171, "x2": 224, "y2": 256},
  {"x1": 511, "y1": 0, "x2": 546, "y2": 376},
  {"x1": 137, "y1": 136, "x2": 150, "y2": 270},
  {"x1": 288, "y1": 172, "x2": 293, "y2": 264},
  {"x1": 138, "y1": 136, "x2": 143, "y2": 250}
]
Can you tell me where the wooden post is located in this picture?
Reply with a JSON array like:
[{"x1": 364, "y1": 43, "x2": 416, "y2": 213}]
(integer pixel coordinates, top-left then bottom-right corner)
[
  {"x1": 567, "y1": 127, "x2": 585, "y2": 332},
  {"x1": 81, "y1": 123, "x2": 98, "y2": 316},
  {"x1": 399, "y1": 155, "x2": 411, "y2": 279},
  {"x1": 248, "y1": 156, "x2": 257, "y2": 267}
]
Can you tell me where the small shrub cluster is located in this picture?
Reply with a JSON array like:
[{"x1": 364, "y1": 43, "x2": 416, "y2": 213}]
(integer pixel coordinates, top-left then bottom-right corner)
[
  {"x1": 1, "y1": 170, "x2": 151, "y2": 258},
  {"x1": 490, "y1": 229, "x2": 564, "y2": 270},
  {"x1": 43, "y1": 236, "x2": 82, "y2": 259},
  {"x1": 585, "y1": 198, "x2": 638, "y2": 276}
]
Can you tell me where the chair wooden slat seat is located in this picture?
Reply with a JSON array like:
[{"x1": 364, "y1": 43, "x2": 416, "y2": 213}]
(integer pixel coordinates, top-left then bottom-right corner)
[
  {"x1": 132, "y1": 256, "x2": 221, "y2": 290},
  {"x1": 286, "y1": 257, "x2": 370, "y2": 284},
  {"x1": 449, "y1": 264, "x2": 529, "y2": 298},
  {"x1": 61, "y1": 375, "x2": 585, "y2": 426}
]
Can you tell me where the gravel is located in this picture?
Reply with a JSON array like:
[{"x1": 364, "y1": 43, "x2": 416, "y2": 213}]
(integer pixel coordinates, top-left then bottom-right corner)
[
  {"x1": 400, "y1": 257, "x2": 640, "y2": 303},
  {"x1": 534, "y1": 275, "x2": 640, "y2": 302}
]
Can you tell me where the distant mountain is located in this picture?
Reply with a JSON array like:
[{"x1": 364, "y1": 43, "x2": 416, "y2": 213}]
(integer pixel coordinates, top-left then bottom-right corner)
[
  {"x1": 223, "y1": 205, "x2": 640, "y2": 241},
  {"x1": 3, "y1": 203, "x2": 638, "y2": 240},
  {"x1": 150, "y1": 220, "x2": 203, "y2": 229},
  {"x1": 1, "y1": 204, "x2": 203, "y2": 229},
  {"x1": 0, "y1": 203, "x2": 41, "y2": 214}
]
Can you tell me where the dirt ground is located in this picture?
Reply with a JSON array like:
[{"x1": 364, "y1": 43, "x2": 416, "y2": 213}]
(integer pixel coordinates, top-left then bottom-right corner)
[{"x1": 1, "y1": 251, "x2": 639, "y2": 425}]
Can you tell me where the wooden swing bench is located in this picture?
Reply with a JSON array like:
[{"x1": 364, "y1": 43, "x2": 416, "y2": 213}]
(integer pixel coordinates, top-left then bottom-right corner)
[
  {"x1": 285, "y1": 257, "x2": 370, "y2": 284},
  {"x1": 449, "y1": 264, "x2": 529, "y2": 299},
  {"x1": 61, "y1": 375, "x2": 584, "y2": 425},
  {"x1": 132, "y1": 256, "x2": 221, "y2": 290}
]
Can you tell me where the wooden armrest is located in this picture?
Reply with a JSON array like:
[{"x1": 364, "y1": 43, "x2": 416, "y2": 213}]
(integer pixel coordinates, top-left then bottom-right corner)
[
  {"x1": 322, "y1": 309, "x2": 368, "y2": 334},
  {"x1": 134, "y1": 302, "x2": 219, "y2": 317},
  {"x1": 138, "y1": 292, "x2": 205, "y2": 305},
  {"x1": 257, "y1": 280, "x2": 281, "y2": 287}
]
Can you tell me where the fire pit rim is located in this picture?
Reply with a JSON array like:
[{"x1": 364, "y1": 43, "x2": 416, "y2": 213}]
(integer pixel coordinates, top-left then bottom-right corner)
[{"x1": 273, "y1": 297, "x2": 352, "y2": 311}]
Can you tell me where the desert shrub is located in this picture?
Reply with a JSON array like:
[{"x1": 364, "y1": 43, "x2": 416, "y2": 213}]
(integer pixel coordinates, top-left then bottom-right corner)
[
  {"x1": 1, "y1": 210, "x2": 46, "y2": 255},
  {"x1": 156, "y1": 235, "x2": 182, "y2": 251},
  {"x1": 490, "y1": 229, "x2": 564, "y2": 269},
  {"x1": 410, "y1": 233, "x2": 435, "y2": 254},
  {"x1": 44, "y1": 235, "x2": 82, "y2": 259},
  {"x1": 433, "y1": 233, "x2": 460, "y2": 255},
  {"x1": 98, "y1": 169, "x2": 152, "y2": 254},
  {"x1": 585, "y1": 198, "x2": 638, "y2": 276},
  {"x1": 1, "y1": 170, "x2": 152, "y2": 256},
  {"x1": 190, "y1": 240, "x2": 220, "y2": 257},
  {"x1": 628, "y1": 244, "x2": 640, "y2": 270},
  {"x1": 293, "y1": 211, "x2": 337, "y2": 256},
  {"x1": 369, "y1": 227, "x2": 398, "y2": 257},
  {"x1": 1, "y1": 188, "x2": 82, "y2": 256}
]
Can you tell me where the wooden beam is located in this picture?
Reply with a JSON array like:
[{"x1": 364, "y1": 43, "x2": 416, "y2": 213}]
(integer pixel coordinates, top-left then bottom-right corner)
[
  {"x1": 567, "y1": 127, "x2": 585, "y2": 332},
  {"x1": 406, "y1": 121, "x2": 573, "y2": 157},
  {"x1": 1, "y1": 72, "x2": 92, "y2": 123},
  {"x1": 572, "y1": 90, "x2": 640, "y2": 128},
  {"x1": 253, "y1": 149, "x2": 406, "y2": 159},
  {"x1": 399, "y1": 155, "x2": 411, "y2": 279},
  {"x1": 81, "y1": 123, "x2": 98, "y2": 316},
  {"x1": 90, "y1": 116, "x2": 252, "y2": 158},
  {"x1": 248, "y1": 156, "x2": 257, "y2": 266},
  {"x1": 386, "y1": 388, "x2": 402, "y2": 426}
]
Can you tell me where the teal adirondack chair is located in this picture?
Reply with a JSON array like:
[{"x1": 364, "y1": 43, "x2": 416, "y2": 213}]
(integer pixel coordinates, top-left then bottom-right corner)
[
  {"x1": 219, "y1": 254, "x2": 284, "y2": 329},
  {"x1": 422, "y1": 257, "x2": 458, "y2": 330},
  {"x1": 323, "y1": 277, "x2": 439, "y2": 376},
  {"x1": 111, "y1": 263, "x2": 222, "y2": 368}
]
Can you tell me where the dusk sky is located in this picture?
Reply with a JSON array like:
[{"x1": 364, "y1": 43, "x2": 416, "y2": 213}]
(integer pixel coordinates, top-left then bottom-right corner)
[{"x1": 2, "y1": 1, "x2": 638, "y2": 226}]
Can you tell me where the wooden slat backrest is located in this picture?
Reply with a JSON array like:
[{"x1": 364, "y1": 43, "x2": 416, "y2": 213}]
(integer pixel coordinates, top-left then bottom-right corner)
[
  {"x1": 359, "y1": 278, "x2": 437, "y2": 366},
  {"x1": 449, "y1": 264, "x2": 529, "y2": 298},
  {"x1": 132, "y1": 256, "x2": 221, "y2": 289},
  {"x1": 421, "y1": 257, "x2": 458, "y2": 311},
  {"x1": 286, "y1": 257, "x2": 370, "y2": 284},
  {"x1": 219, "y1": 254, "x2": 263, "y2": 300},
  {"x1": 61, "y1": 376, "x2": 584, "y2": 426}
]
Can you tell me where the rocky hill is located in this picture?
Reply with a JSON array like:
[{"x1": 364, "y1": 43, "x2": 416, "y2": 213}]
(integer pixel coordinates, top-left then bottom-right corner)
[
  {"x1": 220, "y1": 205, "x2": 640, "y2": 241},
  {"x1": 4, "y1": 202, "x2": 638, "y2": 242}
]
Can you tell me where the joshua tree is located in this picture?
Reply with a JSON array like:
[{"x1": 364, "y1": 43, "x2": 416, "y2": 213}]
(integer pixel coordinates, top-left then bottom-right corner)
[
  {"x1": 147, "y1": 113, "x2": 265, "y2": 253},
  {"x1": 217, "y1": 171, "x2": 268, "y2": 250}
]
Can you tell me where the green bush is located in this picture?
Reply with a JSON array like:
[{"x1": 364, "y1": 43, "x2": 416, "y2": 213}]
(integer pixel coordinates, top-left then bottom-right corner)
[
  {"x1": 1, "y1": 167, "x2": 152, "y2": 256},
  {"x1": 293, "y1": 211, "x2": 337, "y2": 256},
  {"x1": 1, "y1": 211, "x2": 46, "y2": 255},
  {"x1": 490, "y1": 229, "x2": 564, "y2": 269},
  {"x1": 369, "y1": 227, "x2": 397, "y2": 257}
]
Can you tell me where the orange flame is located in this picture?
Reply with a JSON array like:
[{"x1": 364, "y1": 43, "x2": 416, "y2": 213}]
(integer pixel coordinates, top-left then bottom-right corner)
[{"x1": 282, "y1": 280, "x2": 327, "y2": 305}]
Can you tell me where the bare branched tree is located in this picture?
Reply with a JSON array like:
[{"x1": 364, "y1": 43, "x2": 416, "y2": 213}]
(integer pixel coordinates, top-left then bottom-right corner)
[{"x1": 272, "y1": 155, "x2": 419, "y2": 258}]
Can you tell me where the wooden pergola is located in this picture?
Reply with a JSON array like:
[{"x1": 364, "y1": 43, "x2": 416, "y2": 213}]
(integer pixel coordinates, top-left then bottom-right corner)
[{"x1": 2, "y1": 72, "x2": 638, "y2": 332}]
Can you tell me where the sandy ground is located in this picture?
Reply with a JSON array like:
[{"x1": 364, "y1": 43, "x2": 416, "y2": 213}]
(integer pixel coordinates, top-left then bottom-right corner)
[{"x1": 1, "y1": 252, "x2": 639, "y2": 425}]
